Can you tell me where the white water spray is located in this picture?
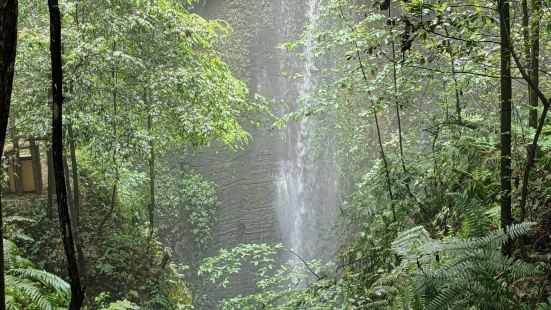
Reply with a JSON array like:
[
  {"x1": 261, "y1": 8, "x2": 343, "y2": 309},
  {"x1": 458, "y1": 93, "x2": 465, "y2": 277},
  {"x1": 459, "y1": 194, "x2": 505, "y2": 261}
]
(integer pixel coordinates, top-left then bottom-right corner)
[{"x1": 275, "y1": 0, "x2": 337, "y2": 263}]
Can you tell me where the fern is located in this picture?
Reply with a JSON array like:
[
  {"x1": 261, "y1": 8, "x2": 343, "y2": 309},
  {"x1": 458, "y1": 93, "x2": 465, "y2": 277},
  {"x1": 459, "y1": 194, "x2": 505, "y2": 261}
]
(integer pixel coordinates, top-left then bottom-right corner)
[
  {"x1": 10, "y1": 269, "x2": 70, "y2": 293},
  {"x1": 3, "y1": 239, "x2": 70, "y2": 309},
  {"x1": 374, "y1": 222, "x2": 541, "y2": 309}
]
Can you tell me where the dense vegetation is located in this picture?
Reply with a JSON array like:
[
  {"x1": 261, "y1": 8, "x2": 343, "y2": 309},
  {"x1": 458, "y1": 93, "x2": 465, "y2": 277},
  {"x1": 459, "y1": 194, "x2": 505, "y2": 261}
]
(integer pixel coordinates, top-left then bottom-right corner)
[
  {"x1": 201, "y1": 0, "x2": 551, "y2": 309},
  {"x1": 0, "y1": 0, "x2": 549, "y2": 309}
]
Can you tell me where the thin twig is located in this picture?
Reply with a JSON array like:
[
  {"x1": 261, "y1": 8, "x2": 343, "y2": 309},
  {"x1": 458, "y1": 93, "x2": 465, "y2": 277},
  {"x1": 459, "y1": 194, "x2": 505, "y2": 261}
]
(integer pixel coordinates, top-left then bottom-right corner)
[{"x1": 289, "y1": 249, "x2": 321, "y2": 280}]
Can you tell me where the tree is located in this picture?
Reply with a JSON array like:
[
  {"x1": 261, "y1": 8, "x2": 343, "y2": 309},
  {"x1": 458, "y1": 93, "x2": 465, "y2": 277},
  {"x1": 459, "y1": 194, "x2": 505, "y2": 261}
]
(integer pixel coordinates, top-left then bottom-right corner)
[
  {"x1": 0, "y1": 0, "x2": 19, "y2": 307},
  {"x1": 47, "y1": 0, "x2": 84, "y2": 308},
  {"x1": 528, "y1": 0, "x2": 541, "y2": 130},
  {"x1": 498, "y1": 0, "x2": 513, "y2": 256},
  {"x1": 61, "y1": 0, "x2": 250, "y2": 243}
]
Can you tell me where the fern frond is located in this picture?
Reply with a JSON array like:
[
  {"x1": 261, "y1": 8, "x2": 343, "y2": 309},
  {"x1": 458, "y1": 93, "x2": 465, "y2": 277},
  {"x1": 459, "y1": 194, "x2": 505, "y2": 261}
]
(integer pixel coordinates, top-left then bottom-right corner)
[
  {"x1": 5, "y1": 275, "x2": 54, "y2": 310},
  {"x1": 10, "y1": 268, "x2": 70, "y2": 294},
  {"x1": 386, "y1": 222, "x2": 538, "y2": 309},
  {"x1": 3, "y1": 239, "x2": 70, "y2": 309}
]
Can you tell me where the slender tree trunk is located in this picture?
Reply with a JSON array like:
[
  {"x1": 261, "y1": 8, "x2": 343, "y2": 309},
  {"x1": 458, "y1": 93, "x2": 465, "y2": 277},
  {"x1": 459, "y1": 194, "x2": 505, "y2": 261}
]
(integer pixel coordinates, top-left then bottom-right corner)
[
  {"x1": 148, "y1": 136, "x2": 156, "y2": 239},
  {"x1": 445, "y1": 30, "x2": 462, "y2": 123},
  {"x1": 145, "y1": 88, "x2": 156, "y2": 242},
  {"x1": 12, "y1": 134, "x2": 22, "y2": 195},
  {"x1": 338, "y1": 7, "x2": 396, "y2": 220},
  {"x1": 498, "y1": 0, "x2": 513, "y2": 256},
  {"x1": 373, "y1": 106, "x2": 396, "y2": 222},
  {"x1": 97, "y1": 43, "x2": 119, "y2": 232},
  {"x1": 521, "y1": 0, "x2": 541, "y2": 220},
  {"x1": 48, "y1": 0, "x2": 84, "y2": 308},
  {"x1": 437, "y1": 0, "x2": 462, "y2": 122},
  {"x1": 527, "y1": 0, "x2": 540, "y2": 130},
  {"x1": 355, "y1": 48, "x2": 396, "y2": 222},
  {"x1": 389, "y1": 9, "x2": 408, "y2": 178},
  {"x1": 68, "y1": 125, "x2": 85, "y2": 282},
  {"x1": 63, "y1": 152, "x2": 74, "y2": 209},
  {"x1": 506, "y1": 0, "x2": 549, "y2": 233},
  {"x1": 521, "y1": 0, "x2": 530, "y2": 65},
  {"x1": 47, "y1": 148, "x2": 54, "y2": 218},
  {"x1": 109, "y1": 43, "x2": 119, "y2": 223},
  {"x1": 68, "y1": 126, "x2": 80, "y2": 223},
  {"x1": 387, "y1": 5, "x2": 423, "y2": 215},
  {"x1": 99, "y1": 50, "x2": 120, "y2": 231},
  {"x1": 0, "y1": 1, "x2": 18, "y2": 307},
  {"x1": 519, "y1": 0, "x2": 542, "y2": 256}
]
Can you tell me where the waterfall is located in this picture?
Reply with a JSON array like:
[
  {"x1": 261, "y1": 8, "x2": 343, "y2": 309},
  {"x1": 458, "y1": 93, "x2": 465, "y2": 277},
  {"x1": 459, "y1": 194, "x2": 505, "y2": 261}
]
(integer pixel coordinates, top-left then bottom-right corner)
[
  {"x1": 195, "y1": 0, "x2": 340, "y2": 301},
  {"x1": 275, "y1": 0, "x2": 338, "y2": 263}
]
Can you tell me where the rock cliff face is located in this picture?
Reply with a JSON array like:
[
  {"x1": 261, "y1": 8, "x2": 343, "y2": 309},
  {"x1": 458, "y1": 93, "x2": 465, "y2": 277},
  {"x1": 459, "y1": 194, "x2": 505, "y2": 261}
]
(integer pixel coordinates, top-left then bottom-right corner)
[{"x1": 187, "y1": 0, "x2": 340, "y2": 304}]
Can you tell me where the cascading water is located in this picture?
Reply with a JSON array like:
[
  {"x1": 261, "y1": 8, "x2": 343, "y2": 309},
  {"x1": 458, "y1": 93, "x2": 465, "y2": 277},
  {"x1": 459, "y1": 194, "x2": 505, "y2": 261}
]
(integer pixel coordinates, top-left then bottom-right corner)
[
  {"x1": 195, "y1": 0, "x2": 340, "y2": 302},
  {"x1": 275, "y1": 0, "x2": 339, "y2": 263}
]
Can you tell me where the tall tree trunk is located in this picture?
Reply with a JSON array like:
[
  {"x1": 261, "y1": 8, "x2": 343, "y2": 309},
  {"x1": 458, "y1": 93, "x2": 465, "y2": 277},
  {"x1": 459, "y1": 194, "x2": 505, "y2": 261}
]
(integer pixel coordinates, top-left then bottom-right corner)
[
  {"x1": 68, "y1": 127, "x2": 79, "y2": 220},
  {"x1": 145, "y1": 88, "x2": 156, "y2": 243},
  {"x1": 47, "y1": 0, "x2": 84, "y2": 308},
  {"x1": 47, "y1": 147, "x2": 54, "y2": 218},
  {"x1": 109, "y1": 43, "x2": 119, "y2": 226},
  {"x1": 437, "y1": 0, "x2": 462, "y2": 123},
  {"x1": 521, "y1": 0, "x2": 530, "y2": 68},
  {"x1": 148, "y1": 133, "x2": 155, "y2": 240},
  {"x1": 445, "y1": 32, "x2": 462, "y2": 123},
  {"x1": 510, "y1": 0, "x2": 549, "y2": 239},
  {"x1": 68, "y1": 125, "x2": 85, "y2": 280},
  {"x1": 498, "y1": 0, "x2": 513, "y2": 256},
  {"x1": 12, "y1": 134, "x2": 22, "y2": 195},
  {"x1": 528, "y1": 0, "x2": 540, "y2": 130},
  {"x1": 518, "y1": 0, "x2": 542, "y2": 257},
  {"x1": 0, "y1": 0, "x2": 19, "y2": 307},
  {"x1": 63, "y1": 152, "x2": 74, "y2": 209}
]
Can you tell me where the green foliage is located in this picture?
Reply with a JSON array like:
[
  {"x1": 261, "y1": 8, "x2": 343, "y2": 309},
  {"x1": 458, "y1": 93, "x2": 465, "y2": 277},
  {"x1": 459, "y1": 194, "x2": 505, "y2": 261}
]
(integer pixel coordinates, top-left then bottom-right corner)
[
  {"x1": 101, "y1": 300, "x2": 140, "y2": 310},
  {"x1": 537, "y1": 296, "x2": 551, "y2": 310},
  {"x1": 6, "y1": 0, "x2": 551, "y2": 309},
  {"x1": 3, "y1": 239, "x2": 70, "y2": 310},
  {"x1": 199, "y1": 243, "x2": 284, "y2": 289},
  {"x1": 198, "y1": 0, "x2": 551, "y2": 308},
  {"x1": 202, "y1": 224, "x2": 541, "y2": 309},
  {"x1": 158, "y1": 167, "x2": 220, "y2": 251},
  {"x1": 2, "y1": 153, "x2": 194, "y2": 309},
  {"x1": 369, "y1": 223, "x2": 541, "y2": 309},
  {"x1": 74, "y1": 159, "x2": 194, "y2": 309},
  {"x1": 95, "y1": 292, "x2": 140, "y2": 310},
  {"x1": 10, "y1": 0, "x2": 257, "y2": 307},
  {"x1": 199, "y1": 243, "x2": 342, "y2": 309}
]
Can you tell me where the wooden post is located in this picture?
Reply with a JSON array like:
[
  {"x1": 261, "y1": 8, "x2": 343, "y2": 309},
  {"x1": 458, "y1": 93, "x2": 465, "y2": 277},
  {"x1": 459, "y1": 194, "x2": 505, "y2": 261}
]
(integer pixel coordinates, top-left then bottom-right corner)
[{"x1": 29, "y1": 139, "x2": 43, "y2": 194}]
